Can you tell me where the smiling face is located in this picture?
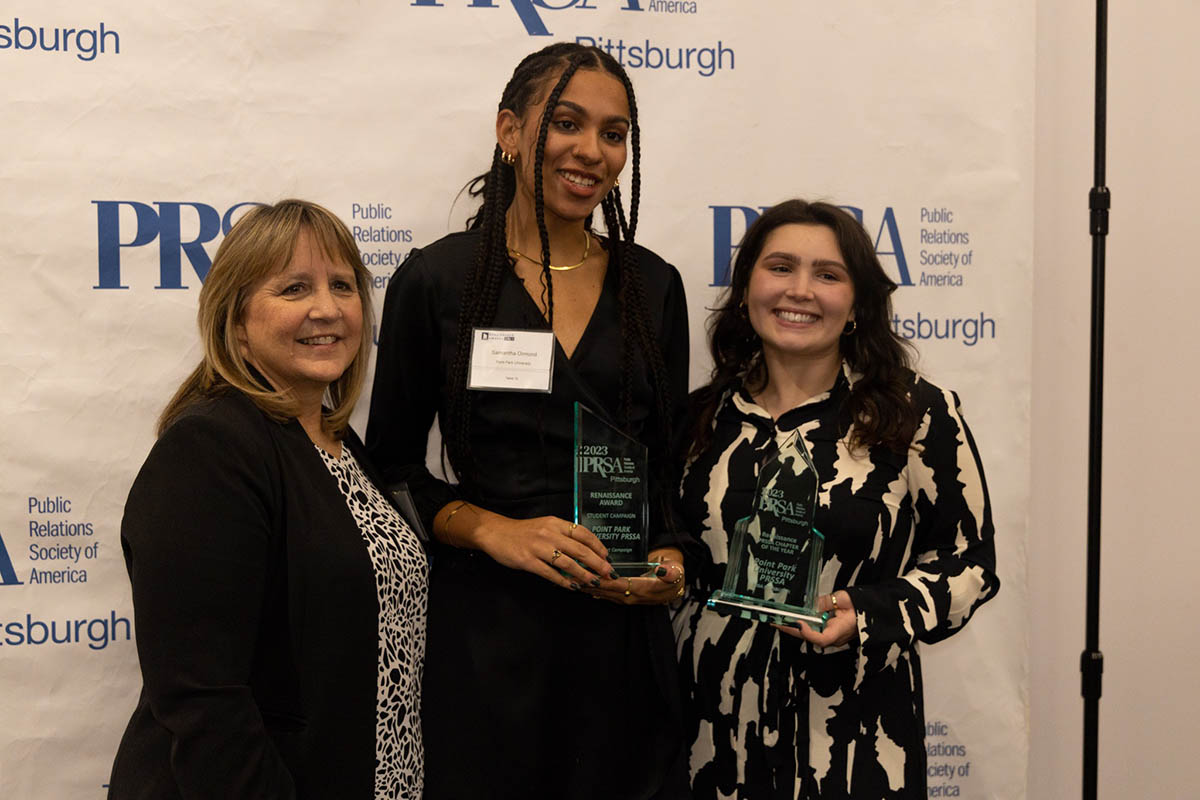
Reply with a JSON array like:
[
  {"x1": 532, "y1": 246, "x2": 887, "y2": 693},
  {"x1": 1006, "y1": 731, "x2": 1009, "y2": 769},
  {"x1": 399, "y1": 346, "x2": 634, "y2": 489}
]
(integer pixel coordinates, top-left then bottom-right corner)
[
  {"x1": 499, "y1": 67, "x2": 630, "y2": 225},
  {"x1": 235, "y1": 227, "x2": 363, "y2": 412},
  {"x1": 745, "y1": 223, "x2": 856, "y2": 369}
]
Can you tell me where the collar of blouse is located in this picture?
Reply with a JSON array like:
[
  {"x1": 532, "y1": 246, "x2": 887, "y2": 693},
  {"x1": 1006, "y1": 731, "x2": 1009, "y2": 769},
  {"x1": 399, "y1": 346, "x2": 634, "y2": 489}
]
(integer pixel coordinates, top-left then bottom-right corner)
[{"x1": 724, "y1": 361, "x2": 856, "y2": 431}]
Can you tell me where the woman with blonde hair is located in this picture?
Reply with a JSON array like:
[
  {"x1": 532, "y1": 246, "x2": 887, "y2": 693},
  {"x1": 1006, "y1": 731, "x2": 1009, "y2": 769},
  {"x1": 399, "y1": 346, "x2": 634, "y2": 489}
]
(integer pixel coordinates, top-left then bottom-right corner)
[{"x1": 108, "y1": 199, "x2": 428, "y2": 799}]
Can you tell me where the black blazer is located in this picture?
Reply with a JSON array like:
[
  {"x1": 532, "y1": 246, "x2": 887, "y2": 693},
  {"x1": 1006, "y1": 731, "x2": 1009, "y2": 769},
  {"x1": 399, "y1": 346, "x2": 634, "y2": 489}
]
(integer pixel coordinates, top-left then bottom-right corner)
[{"x1": 108, "y1": 389, "x2": 420, "y2": 799}]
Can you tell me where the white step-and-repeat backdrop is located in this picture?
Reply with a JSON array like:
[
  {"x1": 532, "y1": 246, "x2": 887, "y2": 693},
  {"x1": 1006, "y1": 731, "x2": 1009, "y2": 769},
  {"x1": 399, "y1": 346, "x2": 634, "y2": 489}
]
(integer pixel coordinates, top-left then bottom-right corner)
[{"x1": 1, "y1": 2, "x2": 1030, "y2": 796}]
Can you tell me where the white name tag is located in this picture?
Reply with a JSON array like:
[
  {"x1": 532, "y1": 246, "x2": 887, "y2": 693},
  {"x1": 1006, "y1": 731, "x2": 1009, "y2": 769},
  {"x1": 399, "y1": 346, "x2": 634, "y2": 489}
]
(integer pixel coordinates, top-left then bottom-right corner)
[{"x1": 467, "y1": 328, "x2": 555, "y2": 393}]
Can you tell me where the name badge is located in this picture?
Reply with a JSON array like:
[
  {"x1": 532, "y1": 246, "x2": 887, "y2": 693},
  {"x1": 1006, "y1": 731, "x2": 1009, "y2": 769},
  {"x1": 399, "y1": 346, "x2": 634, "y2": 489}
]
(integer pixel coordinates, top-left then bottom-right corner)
[{"x1": 468, "y1": 328, "x2": 555, "y2": 393}]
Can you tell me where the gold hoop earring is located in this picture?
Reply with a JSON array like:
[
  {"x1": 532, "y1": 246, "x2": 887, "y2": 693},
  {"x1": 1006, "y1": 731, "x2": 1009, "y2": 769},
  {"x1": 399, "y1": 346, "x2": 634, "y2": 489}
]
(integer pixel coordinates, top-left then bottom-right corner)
[
  {"x1": 500, "y1": 151, "x2": 516, "y2": 166},
  {"x1": 843, "y1": 319, "x2": 857, "y2": 335}
]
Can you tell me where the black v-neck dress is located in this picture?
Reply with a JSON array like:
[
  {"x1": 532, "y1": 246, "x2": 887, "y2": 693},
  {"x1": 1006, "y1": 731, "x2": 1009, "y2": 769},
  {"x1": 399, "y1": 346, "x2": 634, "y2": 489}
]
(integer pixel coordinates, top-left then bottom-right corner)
[{"x1": 367, "y1": 230, "x2": 692, "y2": 800}]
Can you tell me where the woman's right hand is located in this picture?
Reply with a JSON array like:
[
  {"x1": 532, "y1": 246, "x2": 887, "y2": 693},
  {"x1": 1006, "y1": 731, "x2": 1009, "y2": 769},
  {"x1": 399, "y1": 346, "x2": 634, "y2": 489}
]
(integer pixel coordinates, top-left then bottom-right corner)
[{"x1": 435, "y1": 502, "x2": 619, "y2": 592}]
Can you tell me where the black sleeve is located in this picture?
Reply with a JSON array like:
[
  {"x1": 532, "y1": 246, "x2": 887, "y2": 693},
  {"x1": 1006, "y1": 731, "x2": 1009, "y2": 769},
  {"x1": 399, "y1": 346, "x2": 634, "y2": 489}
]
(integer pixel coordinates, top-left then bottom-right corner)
[
  {"x1": 647, "y1": 263, "x2": 698, "y2": 560},
  {"x1": 120, "y1": 410, "x2": 296, "y2": 798},
  {"x1": 366, "y1": 248, "x2": 460, "y2": 532}
]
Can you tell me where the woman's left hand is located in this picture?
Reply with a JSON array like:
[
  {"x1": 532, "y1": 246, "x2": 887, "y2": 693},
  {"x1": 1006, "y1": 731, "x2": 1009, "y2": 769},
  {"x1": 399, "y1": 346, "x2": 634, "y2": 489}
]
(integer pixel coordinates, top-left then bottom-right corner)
[
  {"x1": 774, "y1": 590, "x2": 859, "y2": 647},
  {"x1": 583, "y1": 547, "x2": 685, "y2": 606}
]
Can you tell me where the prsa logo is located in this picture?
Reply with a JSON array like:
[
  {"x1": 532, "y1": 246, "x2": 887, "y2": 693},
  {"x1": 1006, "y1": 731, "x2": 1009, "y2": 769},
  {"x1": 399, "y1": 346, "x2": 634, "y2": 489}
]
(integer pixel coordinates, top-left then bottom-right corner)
[
  {"x1": 577, "y1": 454, "x2": 637, "y2": 478},
  {"x1": 409, "y1": 0, "x2": 644, "y2": 37},
  {"x1": 709, "y1": 204, "x2": 911, "y2": 288},
  {"x1": 0, "y1": 531, "x2": 24, "y2": 587},
  {"x1": 759, "y1": 487, "x2": 808, "y2": 522},
  {"x1": 92, "y1": 201, "x2": 262, "y2": 290}
]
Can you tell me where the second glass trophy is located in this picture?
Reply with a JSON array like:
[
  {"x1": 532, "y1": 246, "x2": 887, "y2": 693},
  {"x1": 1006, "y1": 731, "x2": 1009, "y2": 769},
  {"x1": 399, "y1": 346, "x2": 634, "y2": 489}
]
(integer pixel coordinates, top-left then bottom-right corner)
[
  {"x1": 573, "y1": 402, "x2": 658, "y2": 577},
  {"x1": 707, "y1": 429, "x2": 826, "y2": 629}
]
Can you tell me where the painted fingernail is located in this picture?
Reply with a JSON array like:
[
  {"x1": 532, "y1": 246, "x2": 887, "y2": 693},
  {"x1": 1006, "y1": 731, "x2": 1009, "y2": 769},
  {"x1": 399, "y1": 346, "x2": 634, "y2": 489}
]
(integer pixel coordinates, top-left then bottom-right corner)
[
  {"x1": 590, "y1": 578, "x2": 601, "y2": 587},
  {"x1": 655, "y1": 567, "x2": 668, "y2": 577},
  {"x1": 605, "y1": 555, "x2": 613, "y2": 563},
  {"x1": 609, "y1": 571, "x2": 619, "y2": 580},
  {"x1": 570, "y1": 582, "x2": 580, "y2": 591}
]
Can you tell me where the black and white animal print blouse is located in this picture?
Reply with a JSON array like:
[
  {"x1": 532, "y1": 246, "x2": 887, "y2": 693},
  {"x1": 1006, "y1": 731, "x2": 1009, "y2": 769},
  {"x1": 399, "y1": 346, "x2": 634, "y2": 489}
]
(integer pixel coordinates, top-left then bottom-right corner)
[
  {"x1": 317, "y1": 445, "x2": 428, "y2": 799},
  {"x1": 675, "y1": 365, "x2": 999, "y2": 799}
]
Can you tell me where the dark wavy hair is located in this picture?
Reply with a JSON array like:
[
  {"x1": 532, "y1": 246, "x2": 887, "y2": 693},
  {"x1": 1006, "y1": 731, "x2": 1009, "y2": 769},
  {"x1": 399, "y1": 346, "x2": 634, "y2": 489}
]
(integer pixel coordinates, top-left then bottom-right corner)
[
  {"x1": 690, "y1": 199, "x2": 917, "y2": 456},
  {"x1": 445, "y1": 42, "x2": 674, "y2": 498}
]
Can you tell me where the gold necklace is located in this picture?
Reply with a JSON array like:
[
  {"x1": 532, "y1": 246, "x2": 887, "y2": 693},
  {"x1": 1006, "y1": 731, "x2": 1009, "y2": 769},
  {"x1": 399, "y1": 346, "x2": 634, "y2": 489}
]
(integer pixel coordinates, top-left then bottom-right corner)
[{"x1": 507, "y1": 230, "x2": 591, "y2": 272}]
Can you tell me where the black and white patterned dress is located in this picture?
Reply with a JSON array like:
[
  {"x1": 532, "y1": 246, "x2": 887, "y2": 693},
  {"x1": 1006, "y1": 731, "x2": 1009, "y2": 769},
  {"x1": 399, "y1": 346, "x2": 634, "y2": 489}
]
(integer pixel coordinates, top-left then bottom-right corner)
[
  {"x1": 317, "y1": 445, "x2": 429, "y2": 799},
  {"x1": 674, "y1": 366, "x2": 999, "y2": 799}
]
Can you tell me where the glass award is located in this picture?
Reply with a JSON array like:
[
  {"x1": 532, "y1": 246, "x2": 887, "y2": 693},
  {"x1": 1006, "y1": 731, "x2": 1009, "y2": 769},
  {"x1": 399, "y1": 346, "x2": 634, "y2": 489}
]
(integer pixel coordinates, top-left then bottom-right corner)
[
  {"x1": 707, "y1": 429, "x2": 826, "y2": 629},
  {"x1": 573, "y1": 402, "x2": 658, "y2": 577}
]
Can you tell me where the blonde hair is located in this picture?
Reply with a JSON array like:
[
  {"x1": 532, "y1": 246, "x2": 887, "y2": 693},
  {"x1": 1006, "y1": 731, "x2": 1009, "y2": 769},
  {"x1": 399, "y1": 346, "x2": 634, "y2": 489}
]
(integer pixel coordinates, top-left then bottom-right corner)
[{"x1": 158, "y1": 199, "x2": 373, "y2": 437}]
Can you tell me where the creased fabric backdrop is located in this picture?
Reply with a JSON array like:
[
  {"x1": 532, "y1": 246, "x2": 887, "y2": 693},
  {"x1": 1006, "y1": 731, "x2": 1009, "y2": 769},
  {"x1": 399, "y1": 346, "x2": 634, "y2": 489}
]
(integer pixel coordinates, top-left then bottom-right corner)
[{"x1": 0, "y1": 2, "x2": 1030, "y2": 796}]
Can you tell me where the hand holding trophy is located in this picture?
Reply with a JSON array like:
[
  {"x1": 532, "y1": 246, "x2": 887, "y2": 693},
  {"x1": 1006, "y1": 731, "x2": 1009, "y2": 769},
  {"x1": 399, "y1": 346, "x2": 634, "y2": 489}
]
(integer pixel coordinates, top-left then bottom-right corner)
[
  {"x1": 707, "y1": 429, "x2": 826, "y2": 630},
  {"x1": 573, "y1": 402, "x2": 659, "y2": 578}
]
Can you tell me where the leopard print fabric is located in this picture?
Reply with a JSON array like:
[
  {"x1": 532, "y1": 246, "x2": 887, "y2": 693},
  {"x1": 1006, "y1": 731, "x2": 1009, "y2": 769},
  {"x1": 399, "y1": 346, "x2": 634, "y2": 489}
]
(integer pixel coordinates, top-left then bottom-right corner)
[{"x1": 318, "y1": 445, "x2": 428, "y2": 799}]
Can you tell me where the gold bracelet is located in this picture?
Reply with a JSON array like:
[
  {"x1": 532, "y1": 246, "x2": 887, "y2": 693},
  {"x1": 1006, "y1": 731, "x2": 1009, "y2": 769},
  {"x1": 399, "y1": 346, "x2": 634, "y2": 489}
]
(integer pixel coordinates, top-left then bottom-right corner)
[{"x1": 442, "y1": 502, "x2": 472, "y2": 547}]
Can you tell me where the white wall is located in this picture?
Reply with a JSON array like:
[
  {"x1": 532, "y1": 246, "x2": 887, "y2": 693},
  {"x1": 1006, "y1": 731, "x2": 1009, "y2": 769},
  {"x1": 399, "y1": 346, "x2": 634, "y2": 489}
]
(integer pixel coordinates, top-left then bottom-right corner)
[{"x1": 1032, "y1": 1, "x2": 1200, "y2": 797}]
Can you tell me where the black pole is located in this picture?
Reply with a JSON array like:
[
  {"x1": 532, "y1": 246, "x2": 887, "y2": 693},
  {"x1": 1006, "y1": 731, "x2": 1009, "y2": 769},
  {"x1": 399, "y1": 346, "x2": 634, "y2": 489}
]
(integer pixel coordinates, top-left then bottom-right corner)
[{"x1": 1081, "y1": 1, "x2": 1108, "y2": 798}]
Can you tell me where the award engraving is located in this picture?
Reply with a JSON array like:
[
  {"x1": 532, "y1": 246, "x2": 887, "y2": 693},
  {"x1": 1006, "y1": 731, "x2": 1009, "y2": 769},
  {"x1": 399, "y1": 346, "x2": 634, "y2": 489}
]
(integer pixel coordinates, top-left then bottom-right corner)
[
  {"x1": 707, "y1": 429, "x2": 826, "y2": 629},
  {"x1": 573, "y1": 403, "x2": 658, "y2": 577}
]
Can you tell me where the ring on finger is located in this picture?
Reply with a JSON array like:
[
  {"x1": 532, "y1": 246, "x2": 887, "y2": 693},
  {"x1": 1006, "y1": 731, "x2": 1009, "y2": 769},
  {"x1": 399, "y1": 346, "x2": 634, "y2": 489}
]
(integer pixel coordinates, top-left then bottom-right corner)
[
  {"x1": 567, "y1": 522, "x2": 578, "y2": 539},
  {"x1": 829, "y1": 592, "x2": 839, "y2": 611},
  {"x1": 624, "y1": 578, "x2": 632, "y2": 597},
  {"x1": 550, "y1": 549, "x2": 563, "y2": 564}
]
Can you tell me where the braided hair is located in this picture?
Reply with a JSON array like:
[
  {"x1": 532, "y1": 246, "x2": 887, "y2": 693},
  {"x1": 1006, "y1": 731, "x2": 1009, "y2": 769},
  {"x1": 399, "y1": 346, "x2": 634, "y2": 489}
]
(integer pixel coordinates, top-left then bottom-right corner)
[{"x1": 446, "y1": 43, "x2": 675, "y2": 519}]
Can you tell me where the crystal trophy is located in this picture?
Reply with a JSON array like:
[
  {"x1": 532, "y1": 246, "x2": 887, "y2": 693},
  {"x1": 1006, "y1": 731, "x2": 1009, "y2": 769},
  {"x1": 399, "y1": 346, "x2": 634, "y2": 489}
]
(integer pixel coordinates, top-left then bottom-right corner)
[
  {"x1": 707, "y1": 429, "x2": 826, "y2": 629},
  {"x1": 573, "y1": 402, "x2": 658, "y2": 577}
]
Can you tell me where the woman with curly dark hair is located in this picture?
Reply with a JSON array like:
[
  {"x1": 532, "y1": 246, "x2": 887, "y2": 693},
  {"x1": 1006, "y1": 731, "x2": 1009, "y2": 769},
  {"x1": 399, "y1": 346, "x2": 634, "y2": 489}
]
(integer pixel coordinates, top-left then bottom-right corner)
[
  {"x1": 367, "y1": 43, "x2": 691, "y2": 799},
  {"x1": 675, "y1": 199, "x2": 999, "y2": 799}
]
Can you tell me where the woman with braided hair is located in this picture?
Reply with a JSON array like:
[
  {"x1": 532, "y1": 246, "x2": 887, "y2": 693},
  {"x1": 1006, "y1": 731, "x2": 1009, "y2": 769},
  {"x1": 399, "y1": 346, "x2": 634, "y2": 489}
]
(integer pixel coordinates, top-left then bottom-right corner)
[{"x1": 367, "y1": 43, "x2": 692, "y2": 799}]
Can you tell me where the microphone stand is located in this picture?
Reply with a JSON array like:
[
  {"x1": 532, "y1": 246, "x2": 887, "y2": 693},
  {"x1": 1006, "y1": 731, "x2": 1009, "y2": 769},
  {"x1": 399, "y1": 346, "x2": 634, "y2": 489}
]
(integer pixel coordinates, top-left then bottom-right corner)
[{"x1": 1081, "y1": 1, "x2": 1109, "y2": 798}]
